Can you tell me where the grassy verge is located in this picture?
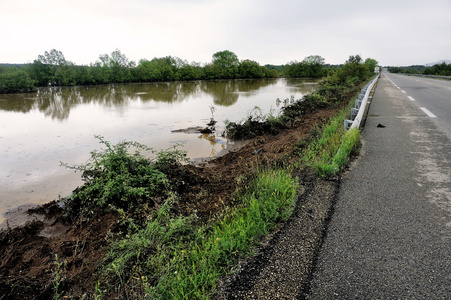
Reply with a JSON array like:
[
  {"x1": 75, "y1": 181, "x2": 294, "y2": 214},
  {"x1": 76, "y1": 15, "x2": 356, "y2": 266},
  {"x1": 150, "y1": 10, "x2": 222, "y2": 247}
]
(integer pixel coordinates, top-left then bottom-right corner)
[
  {"x1": 300, "y1": 99, "x2": 361, "y2": 177},
  {"x1": 98, "y1": 168, "x2": 298, "y2": 299}
]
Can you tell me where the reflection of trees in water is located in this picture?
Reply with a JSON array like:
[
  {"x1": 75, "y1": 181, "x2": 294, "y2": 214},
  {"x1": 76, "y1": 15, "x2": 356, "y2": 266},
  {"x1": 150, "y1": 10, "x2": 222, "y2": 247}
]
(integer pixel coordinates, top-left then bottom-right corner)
[
  {"x1": 37, "y1": 89, "x2": 72, "y2": 120},
  {"x1": 134, "y1": 81, "x2": 200, "y2": 103},
  {"x1": 284, "y1": 78, "x2": 320, "y2": 95},
  {"x1": 0, "y1": 78, "x2": 309, "y2": 120},
  {"x1": 0, "y1": 94, "x2": 36, "y2": 113},
  {"x1": 200, "y1": 79, "x2": 278, "y2": 106}
]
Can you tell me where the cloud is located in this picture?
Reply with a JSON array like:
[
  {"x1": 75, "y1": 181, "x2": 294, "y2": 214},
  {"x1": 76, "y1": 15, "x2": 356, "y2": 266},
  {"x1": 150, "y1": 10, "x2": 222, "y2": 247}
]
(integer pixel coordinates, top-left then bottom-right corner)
[{"x1": 1, "y1": 0, "x2": 450, "y2": 66}]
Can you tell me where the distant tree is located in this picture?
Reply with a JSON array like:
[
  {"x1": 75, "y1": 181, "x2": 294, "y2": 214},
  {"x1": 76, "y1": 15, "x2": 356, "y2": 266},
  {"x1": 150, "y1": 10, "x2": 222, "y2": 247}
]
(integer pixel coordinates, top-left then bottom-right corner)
[
  {"x1": 364, "y1": 58, "x2": 379, "y2": 73},
  {"x1": 329, "y1": 54, "x2": 370, "y2": 85},
  {"x1": 31, "y1": 49, "x2": 77, "y2": 86},
  {"x1": 0, "y1": 67, "x2": 35, "y2": 93},
  {"x1": 96, "y1": 49, "x2": 135, "y2": 82},
  {"x1": 238, "y1": 59, "x2": 265, "y2": 78},
  {"x1": 302, "y1": 55, "x2": 326, "y2": 77},
  {"x1": 424, "y1": 62, "x2": 451, "y2": 76},
  {"x1": 285, "y1": 55, "x2": 326, "y2": 78},
  {"x1": 29, "y1": 60, "x2": 54, "y2": 86},
  {"x1": 37, "y1": 49, "x2": 69, "y2": 66},
  {"x1": 284, "y1": 60, "x2": 307, "y2": 77},
  {"x1": 212, "y1": 50, "x2": 239, "y2": 78},
  {"x1": 346, "y1": 55, "x2": 362, "y2": 64},
  {"x1": 265, "y1": 64, "x2": 284, "y2": 75},
  {"x1": 135, "y1": 56, "x2": 179, "y2": 81}
]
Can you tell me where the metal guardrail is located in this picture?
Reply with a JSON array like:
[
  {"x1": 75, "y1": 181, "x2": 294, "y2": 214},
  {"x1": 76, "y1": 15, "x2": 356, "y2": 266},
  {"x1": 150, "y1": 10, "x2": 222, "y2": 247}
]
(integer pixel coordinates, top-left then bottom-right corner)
[
  {"x1": 398, "y1": 73, "x2": 451, "y2": 80},
  {"x1": 344, "y1": 75, "x2": 380, "y2": 130}
]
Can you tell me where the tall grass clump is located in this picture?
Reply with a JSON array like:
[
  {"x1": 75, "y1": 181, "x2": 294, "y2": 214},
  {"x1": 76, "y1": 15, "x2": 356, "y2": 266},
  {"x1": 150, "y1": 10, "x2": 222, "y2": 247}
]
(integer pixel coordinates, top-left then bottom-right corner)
[
  {"x1": 300, "y1": 95, "x2": 362, "y2": 176},
  {"x1": 98, "y1": 168, "x2": 298, "y2": 299}
]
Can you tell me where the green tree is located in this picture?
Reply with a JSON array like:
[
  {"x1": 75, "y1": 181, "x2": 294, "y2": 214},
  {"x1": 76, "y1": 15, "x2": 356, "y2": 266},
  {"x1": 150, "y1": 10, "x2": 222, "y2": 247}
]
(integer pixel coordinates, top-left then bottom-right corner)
[
  {"x1": 37, "y1": 49, "x2": 68, "y2": 66},
  {"x1": 238, "y1": 59, "x2": 265, "y2": 78},
  {"x1": 364, "y1": 58, "x2": 379, "y2": 73},
  {"x1": 346, "y1": 54, "x2": 362, "y2": 64},
  {"x1": 31, "y1": 49, "x2": 77, "y2": 86},
  {"x1": 212, "y1": 50, "x2": 239, "y2": 78},
  {"x1": 135, "y1": 56, "x2": 179, "y2": 82},
  {"x1": 285, "y1": 55, "x2": 326, "y2": 78},
  {"x1": 329, "y1": 54, "x2": 370, "y2": 85},
  {"x1": 97, "y1": 49, "x2": 135, "y2": 83},
  {"x1": 0, "y1": 67, "x2": 35, "y2": 93},
  {"x1": 29, "y1": 60, "x2": 54, "y2": 86},
  {"x1": 302, "y1": 55, "x2": 326, "y2": 77}
]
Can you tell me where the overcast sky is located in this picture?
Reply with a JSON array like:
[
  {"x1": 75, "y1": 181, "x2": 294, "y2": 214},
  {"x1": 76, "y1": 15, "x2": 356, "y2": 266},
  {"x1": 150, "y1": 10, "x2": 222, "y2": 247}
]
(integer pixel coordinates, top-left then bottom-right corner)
[{"x1": 1, "y1": 0, "x2": 450, "y2": 66}]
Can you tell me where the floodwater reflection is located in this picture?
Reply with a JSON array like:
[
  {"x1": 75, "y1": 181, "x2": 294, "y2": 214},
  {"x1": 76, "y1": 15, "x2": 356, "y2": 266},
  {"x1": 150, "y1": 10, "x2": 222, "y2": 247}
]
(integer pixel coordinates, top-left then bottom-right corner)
[{"x1": 0, "y1": 78, "x2": 319, "y2": 223}]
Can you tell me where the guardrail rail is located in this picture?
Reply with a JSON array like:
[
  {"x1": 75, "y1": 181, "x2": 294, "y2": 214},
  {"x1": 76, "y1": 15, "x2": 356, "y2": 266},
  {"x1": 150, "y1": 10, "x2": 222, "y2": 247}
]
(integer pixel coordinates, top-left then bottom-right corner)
[{"x1": 344, "y1": 75, "x2": 380, "y2": 130}]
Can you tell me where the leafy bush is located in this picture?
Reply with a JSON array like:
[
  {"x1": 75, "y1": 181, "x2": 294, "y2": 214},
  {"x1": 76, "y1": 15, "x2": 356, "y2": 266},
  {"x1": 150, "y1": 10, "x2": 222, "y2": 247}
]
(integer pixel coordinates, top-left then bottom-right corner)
[
  {"x1": 61, "y1": 136, "x2": 187, "y2": 218},
  {"x1": 0, "y1": 68, "x2": 35, "y2": 93}
]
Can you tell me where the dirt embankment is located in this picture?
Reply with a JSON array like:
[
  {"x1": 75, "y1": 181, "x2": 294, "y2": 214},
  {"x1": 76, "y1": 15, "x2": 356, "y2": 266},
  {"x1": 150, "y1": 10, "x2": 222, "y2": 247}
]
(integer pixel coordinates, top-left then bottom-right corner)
[{"x1": 0, "y1": 105, "x2": 341, "y2": 299}]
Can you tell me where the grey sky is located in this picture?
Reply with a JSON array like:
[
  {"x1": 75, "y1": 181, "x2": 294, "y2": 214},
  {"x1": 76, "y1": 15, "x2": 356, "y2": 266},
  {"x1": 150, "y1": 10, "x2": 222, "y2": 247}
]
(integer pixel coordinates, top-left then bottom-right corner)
[{"x1": 1, "y1": 0, "x2": 450, "y2": 66}]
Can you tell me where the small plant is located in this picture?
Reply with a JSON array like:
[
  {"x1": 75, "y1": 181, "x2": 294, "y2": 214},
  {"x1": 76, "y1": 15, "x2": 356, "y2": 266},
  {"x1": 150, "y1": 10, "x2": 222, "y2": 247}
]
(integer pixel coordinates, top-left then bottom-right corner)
[
  {"x1": 53, "y1": 254, "x2": 65, "y2": 300},
  {"x1": 208, "y1": 105, "x2": 217, "y2": 126},
  {"x1": 94, "y1": 281, "x2": 103, "y2": 300}
]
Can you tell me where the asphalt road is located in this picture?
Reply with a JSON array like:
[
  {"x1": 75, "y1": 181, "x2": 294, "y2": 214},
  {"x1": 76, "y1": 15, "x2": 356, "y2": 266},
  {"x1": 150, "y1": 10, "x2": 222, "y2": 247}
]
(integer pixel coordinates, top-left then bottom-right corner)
[
  {"x1": 383, "y1": 73, "x2": 451, "y2": 139},
  {"x1": 306, "y1": 73, "x2": 451, "y2": 299}
]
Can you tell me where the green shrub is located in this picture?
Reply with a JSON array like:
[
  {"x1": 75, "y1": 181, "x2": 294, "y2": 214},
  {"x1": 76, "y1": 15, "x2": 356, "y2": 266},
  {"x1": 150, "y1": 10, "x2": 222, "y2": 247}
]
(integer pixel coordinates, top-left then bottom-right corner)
[
  {"x1": 61, "y1": 136, "x2": 187, "y2": 218},
  {"x1": 0, "y1": 68, "x2": 35, "y2": 93}
]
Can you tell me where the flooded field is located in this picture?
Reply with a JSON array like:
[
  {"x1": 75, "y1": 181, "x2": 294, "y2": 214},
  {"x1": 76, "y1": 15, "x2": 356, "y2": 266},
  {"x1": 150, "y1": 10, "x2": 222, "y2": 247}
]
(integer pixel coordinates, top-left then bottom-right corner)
[{"x1": 0, "y1": 78, "x2": 318, "y2": 223}]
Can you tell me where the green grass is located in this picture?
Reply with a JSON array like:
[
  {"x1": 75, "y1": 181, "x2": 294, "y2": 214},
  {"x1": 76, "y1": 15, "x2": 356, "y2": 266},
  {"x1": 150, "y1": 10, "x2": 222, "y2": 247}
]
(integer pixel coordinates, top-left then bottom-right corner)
[
  {"x1": 98, "y1": 168, "x2": 298, "y2": 299},
  {"x1": 300, "y1": 92, "x2": 362, "y2": 177}
]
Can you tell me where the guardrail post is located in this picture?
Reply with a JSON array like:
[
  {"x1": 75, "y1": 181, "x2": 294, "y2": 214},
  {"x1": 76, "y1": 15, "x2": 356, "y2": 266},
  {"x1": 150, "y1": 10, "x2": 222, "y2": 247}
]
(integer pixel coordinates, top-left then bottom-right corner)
[
  {"x1": 355, "y1": 99, "x2": 362, "y2": 109},
  {"x1": 344, "y1": 119, "x2": 353, "y2": 130},
  {"x1": 345, "y1": 74, "x2": 380, "y2": 131},
  {"x1": 351, "y1": 107, "x2": 358, "y2": 120}
]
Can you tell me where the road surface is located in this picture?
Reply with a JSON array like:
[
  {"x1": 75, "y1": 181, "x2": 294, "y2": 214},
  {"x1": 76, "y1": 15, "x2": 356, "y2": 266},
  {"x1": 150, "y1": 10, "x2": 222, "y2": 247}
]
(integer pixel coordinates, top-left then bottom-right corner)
[{"x1": 307, "y1": 73, "x2": 451, "y2": 299}]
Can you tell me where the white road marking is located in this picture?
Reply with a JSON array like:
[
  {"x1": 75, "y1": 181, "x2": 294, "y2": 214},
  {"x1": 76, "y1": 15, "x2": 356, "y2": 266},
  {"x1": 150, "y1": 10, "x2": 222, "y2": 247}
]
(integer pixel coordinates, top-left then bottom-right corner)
[
  {"x1": 408, "y1": 96, "x2": 415, "y2": 101},
  {"x1": 420, "y1": 107, "x2": 437, "y2": 118},
  {"x1": 401, "y1": 90, "x2": 406, "y2": 93}
]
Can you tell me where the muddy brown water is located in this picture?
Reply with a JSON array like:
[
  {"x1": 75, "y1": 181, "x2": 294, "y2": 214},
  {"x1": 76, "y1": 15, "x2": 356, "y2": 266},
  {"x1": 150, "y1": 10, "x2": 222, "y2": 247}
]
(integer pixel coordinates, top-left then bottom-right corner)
[{"x1": 0, "y1": 78, "x2": 318, "y2": 224}]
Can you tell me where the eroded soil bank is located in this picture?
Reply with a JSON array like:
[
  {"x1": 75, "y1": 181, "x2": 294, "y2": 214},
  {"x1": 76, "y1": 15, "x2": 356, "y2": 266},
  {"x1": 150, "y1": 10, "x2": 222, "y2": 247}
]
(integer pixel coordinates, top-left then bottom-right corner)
[{"x1": 0, "y1": 105, "x2": 341, "y2": 299}]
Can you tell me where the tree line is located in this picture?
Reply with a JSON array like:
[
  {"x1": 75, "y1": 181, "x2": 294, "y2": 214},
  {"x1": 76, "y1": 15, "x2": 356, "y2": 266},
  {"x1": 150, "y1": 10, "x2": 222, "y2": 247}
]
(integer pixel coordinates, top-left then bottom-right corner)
[
  {"x1": 388, "y1": 62, "x2": 451, "y2": 76},
  {"x1": 0, "y1": 49, "x2": 378, "y2": 93},
  {"x1": 0, "y1": 49, "x2": 279, "y2": 93}
]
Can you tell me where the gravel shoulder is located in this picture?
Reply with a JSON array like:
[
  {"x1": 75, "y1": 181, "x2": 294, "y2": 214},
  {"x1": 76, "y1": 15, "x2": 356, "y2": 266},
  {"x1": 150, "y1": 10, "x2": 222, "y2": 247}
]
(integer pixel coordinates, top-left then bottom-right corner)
[{"x1": 214, "y1": 172, "x2": 340, "y2": 299}]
